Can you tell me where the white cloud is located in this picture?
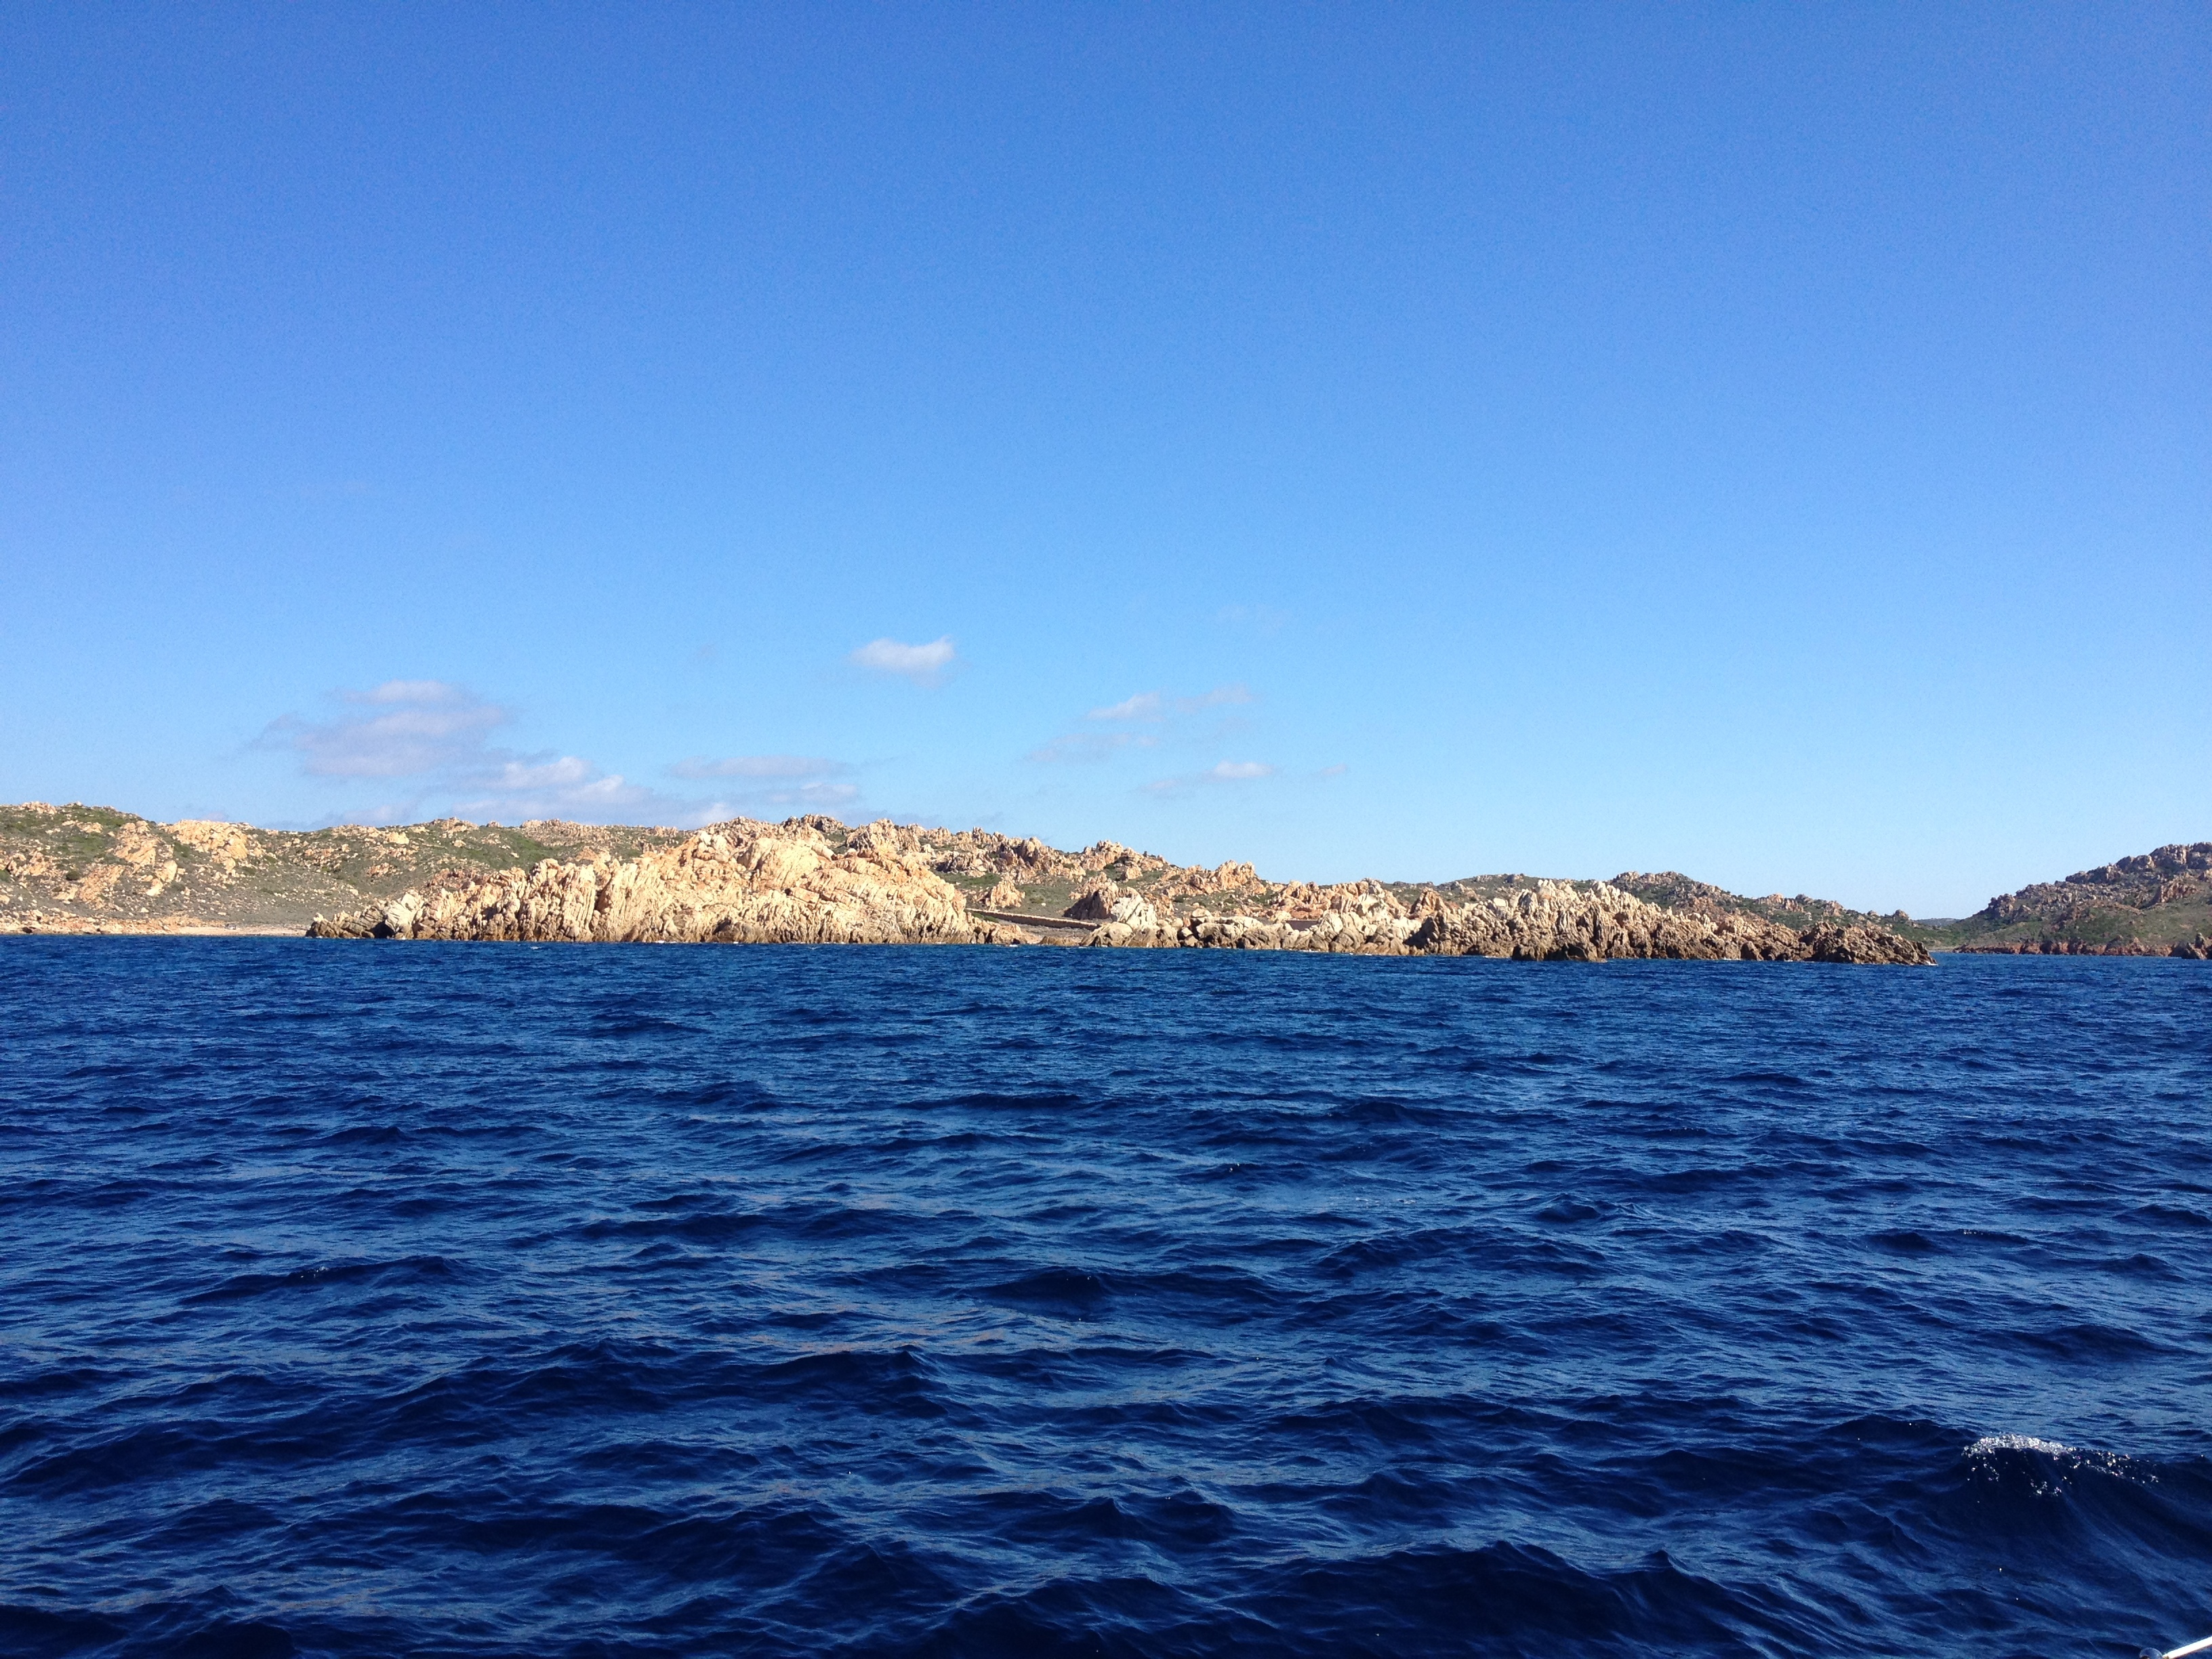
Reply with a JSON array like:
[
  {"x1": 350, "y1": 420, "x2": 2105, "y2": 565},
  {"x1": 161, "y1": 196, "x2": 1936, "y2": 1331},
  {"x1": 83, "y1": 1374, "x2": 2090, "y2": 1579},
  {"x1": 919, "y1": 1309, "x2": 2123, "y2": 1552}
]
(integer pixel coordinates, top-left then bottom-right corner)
[
  {"x1": 264, "y1": 679, "x2": 671, "y2": 825},
  {"x1": 669, "y1": 754, "x2": 851, "y2": 781},
  {"x1": 684, "y1": 780, "x2": 859, "y2": 820},
  {"x1": 1028, "y1": 731, "x2": 1162, "y2": 764},
  {"x1": 850, "y1": 636, "x2": 957, "y2": 683},
  {"x1": 1143, "y1": 760, "x2": 1278, "y2": 797},
  {"x1": 267, "y1": 682, "x2": 878, "y2": 830},
  {"x1": 257, "y1": 680, "x2": 510, "y2": 779},
  {"x1": 1086, "y1": 684, "x2": 1250, "y2": 722},
  {"x1": 1086, "y1": 692, "x2": 1164, "y2": 722},
  {"x1": 484, "y1": 756, "x2": 594, "y2": 790},
  {"x1": 664, "y1": 755, "x2": 860, "y2": 818},
  {"x1": 1178, "y1": 683, "x2": 1253, "y2": 712},
  {"x1": 453, "y1": 759, "x2": 655, "y2": 821},
  {"x1": 356, "y1": 678, "x2": 464, "y2": 705},
  {"x1": 1035, "y1": 682, "x2": 1258, "y2": 767}
]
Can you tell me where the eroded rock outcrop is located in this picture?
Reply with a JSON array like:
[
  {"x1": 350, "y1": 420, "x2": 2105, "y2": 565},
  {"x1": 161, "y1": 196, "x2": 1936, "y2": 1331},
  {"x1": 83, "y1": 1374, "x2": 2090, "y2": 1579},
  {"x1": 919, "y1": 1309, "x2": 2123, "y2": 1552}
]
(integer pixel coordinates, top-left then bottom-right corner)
[
  {"x1": 302, "y1": 827, "x2": 1930, "y2": 964},
  {"x1": 1065, "y1": 882, "x2": 1166, "y2": 925},
  {"x1": 1404, "y1": 880, "x2": 1929, "y2": 963},
  {"x1": 308, "y1": 819, "x2": 1008, "y2": 946},
  {"x1": 1073, "y1": 880, "x2": 1928, "y2": 963},
  {"x1": 1948, "y1": 841, "x2": 2212, "y2": 955},
  {"x1": 3, "y1": 796, "x2": 1938, "y2": 962}
]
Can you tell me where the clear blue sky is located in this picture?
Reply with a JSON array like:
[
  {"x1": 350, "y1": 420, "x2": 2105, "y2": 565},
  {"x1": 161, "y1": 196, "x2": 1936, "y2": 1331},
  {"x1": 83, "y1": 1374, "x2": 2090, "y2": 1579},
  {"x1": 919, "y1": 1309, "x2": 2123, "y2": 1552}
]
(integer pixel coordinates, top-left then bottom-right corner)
[{"x1": 3, "y1": 5, "x2": 2205, "y2": 917}]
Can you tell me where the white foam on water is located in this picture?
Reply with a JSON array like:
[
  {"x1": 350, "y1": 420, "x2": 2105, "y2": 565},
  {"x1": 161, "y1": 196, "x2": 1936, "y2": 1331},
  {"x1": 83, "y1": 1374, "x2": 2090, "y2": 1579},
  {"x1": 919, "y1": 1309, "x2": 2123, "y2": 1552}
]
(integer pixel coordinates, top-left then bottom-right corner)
[
  {"x1": 1968, "y1": 1433, "x2": 2074, "y2": 1456},
  {"x1": 1965, "y1": 1433, "x2": 2156, "y2": 1492}
]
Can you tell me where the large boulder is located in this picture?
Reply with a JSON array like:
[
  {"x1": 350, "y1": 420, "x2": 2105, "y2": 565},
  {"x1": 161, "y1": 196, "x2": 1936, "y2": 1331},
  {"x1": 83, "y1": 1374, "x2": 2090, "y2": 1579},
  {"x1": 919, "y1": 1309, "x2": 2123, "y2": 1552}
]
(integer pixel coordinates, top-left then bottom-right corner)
[{"x1": 1063, "y1": 883, "x2": 1122, "y2": 922}]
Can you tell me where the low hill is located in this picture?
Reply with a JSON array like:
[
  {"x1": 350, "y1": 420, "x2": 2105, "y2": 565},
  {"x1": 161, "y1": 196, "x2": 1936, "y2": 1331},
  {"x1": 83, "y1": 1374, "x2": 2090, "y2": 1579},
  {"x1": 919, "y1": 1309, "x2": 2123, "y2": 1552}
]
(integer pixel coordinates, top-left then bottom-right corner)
[
  {"x1": 1939, "y1": 843, "x2": 2212, "y2": 956},
  {"x1": 1599, "y1": 870, "x2": 1946, "y2": 946},
  {"x1": 0, "y1": 802, "x2": 686, "y2": 933}
]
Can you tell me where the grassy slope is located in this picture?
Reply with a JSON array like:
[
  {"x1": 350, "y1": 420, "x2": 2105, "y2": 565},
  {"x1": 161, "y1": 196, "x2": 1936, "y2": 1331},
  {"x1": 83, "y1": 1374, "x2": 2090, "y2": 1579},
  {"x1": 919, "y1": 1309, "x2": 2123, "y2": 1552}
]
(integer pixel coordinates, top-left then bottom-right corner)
[
  {"x1": 0, "y1": 804, "x2": 685, "y2": 930},
  {"x1": 1936, "y1": 903, "x2": 2212, "y2": 952}
]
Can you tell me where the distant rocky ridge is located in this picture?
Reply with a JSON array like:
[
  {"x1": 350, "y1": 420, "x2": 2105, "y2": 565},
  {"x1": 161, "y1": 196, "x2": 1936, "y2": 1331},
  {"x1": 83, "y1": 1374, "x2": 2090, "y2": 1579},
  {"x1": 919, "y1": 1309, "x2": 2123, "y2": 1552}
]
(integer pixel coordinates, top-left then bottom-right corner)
[
  {"x1": 1604, "y1": 870, "x2": 1934, "y2": 943},
  {"x1": 28, "y1": 799, "x2": 2207, "y2": 963},
  {"x1": 1938, "y1": 842, "x2": 2212, "y2": 958}
]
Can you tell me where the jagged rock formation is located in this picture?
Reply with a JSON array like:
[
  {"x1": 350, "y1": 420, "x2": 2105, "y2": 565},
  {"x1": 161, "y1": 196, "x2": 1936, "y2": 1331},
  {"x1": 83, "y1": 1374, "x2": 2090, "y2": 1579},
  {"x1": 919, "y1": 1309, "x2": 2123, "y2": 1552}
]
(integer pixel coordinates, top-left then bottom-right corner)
[
  {"x1": 5, "y1": 799, "x2": 1942, "y2": 962},
  {"x1": 1607, "y1": 869, "x2": 1924, "y2": 940},
  {"x1": 1946, "y1": 842, "x2": 2212, "y2": 957},
  {"x1": 1086, "y1": 881, "x2": 1930, "y2": 963},
  {"x1": 302, "y1": 823, "x2": 1927, "y2": 964},
  {"x1": 307, "y1": 819, "x2": 1008, "y2": 945}
]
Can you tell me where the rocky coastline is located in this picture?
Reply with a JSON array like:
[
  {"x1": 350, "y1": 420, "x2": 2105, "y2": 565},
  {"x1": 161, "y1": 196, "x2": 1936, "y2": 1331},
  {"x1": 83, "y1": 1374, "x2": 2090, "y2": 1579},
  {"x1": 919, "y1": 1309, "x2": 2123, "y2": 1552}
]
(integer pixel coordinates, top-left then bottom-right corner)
[
  {"x1": 1940, "y1": 842, "x2": 2212, "y2": 958},
  {"x1": 300, "y1": 814, "x2": 1932, "y2": 964},
  {"x1": 28, "y1": 798, "x2": 2212, "y2": 964}
]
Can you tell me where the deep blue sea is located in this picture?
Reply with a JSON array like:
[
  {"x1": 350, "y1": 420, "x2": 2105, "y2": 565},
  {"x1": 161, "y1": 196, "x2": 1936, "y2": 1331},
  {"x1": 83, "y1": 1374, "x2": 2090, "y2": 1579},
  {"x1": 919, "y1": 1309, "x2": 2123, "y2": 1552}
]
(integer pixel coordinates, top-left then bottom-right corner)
[{"x1": 2, "y1": 941, "x2": 2209, "y2": 1659}]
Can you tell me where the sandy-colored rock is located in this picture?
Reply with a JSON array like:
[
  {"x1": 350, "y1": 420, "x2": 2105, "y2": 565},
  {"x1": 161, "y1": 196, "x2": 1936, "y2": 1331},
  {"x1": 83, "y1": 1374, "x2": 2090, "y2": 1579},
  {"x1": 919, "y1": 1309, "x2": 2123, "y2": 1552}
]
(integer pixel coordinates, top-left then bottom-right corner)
[
  {"x1": 1406, "y1": 880, "x2": 1930, "y2": 964},
  {"x1": 170, "y1": 820, "x2": 253, "y2": 867},
  {"x1": 302, "y1": 834, "x2": 1928, "y2": 962},
  {"x1": 1, "y1": 797, "x2": 1938, "y2": 964},
  {"x1": 308, "y1": 818, "x2": 991, "y2": 946},
  {"x1": 67, "y1": 863, "x2": 129, "y2": 905},
  {"x1": 1155, "y1": 907, "x2": 1415, "y2": 955},
  {"x1": 109, "y1": 822, "x2": 171, "y2": 868},
  {"x1": 1063, "y1": 883, "x2": 1122, "y2": 922}
]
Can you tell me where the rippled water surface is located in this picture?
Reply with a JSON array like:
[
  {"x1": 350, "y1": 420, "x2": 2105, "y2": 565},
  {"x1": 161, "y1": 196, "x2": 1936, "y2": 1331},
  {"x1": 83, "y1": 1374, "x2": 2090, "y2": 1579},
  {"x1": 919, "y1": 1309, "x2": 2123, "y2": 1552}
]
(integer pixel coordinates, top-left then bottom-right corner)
[{"x1": 3, "y1": 940, "x2": 2209, "y2": 1658}]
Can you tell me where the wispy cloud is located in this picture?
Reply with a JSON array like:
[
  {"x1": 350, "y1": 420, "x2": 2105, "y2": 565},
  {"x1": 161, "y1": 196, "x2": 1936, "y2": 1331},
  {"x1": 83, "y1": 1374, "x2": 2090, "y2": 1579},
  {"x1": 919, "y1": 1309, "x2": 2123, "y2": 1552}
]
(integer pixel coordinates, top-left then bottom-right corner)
[
  {"x1": 851, "y1": 636, "x2": 958, "y2": 684},
  {"x1": 1028, "y1": 731, "x2": 1162, "y2": 764},
  {"x1": 264, "y1": 680, "x2": 664, "y2": 825},
  {"x1": 1180, "y1": 683, "x2": 1253, "y2": 712},
  {"x1": 257, "y1": 680, "x2": 510, "y2": 779},
  {"x1": 1084, "y1": 684, "x2": 1251, "y2": 723},
  {"x1": 1143, "y1": 760, "x2": 1278, "y2": 798},
  {"x1": 680, "y1": 781, "x2": 859, "y2": 822},
  {"x1": 663, "y1": 754, "x2": 862, "y2": 815},
  {"x1": 1036, "y1": 682, "x2": 1257, "y2": 766},
  {"x1": 1086, "y1": 692, "x2": 1164, "y2": 722},
  {"x1": 453, "y1": 757, "x2": 655, "y2": 821},
  {"x1": 1216, "y1": 604, "x2": 1290, "y2": 635},
  {"x1": 669, "y1": 754, "x2": 851, "y2": 781}
]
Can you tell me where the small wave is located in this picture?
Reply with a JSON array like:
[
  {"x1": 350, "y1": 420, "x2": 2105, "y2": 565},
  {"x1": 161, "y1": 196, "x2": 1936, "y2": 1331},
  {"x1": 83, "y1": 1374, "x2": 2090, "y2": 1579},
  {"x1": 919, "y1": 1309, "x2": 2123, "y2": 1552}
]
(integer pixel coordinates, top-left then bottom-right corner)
[
  {"x1": 1870, "y1": 1228, "x2": 1940, "y2": 1253},
  {"x1": 1963, "y1": 1429, "x2": 2165, "y2": 1484},
  {"x1": 984, "y1": 1267, "x2": 1113, "y2": 1315},
  {"x1": 183, "y1": 1255, "x2": 464, "y2": 1304}
]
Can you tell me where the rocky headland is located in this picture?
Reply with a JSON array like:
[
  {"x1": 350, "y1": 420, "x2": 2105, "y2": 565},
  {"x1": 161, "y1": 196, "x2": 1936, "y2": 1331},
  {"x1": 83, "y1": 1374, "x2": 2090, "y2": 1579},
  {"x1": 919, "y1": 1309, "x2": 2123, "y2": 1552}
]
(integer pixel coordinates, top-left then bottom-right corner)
[
  {"x1": 0, "y1": 803, "x2": 686, "y2": 936},
  {"x1": 33, "y1": 800, "x2": 2212, "y2": 964},
  {"x1": 283, "y1": 813, "x2": 1930, "y2": 964},
  {"x1": 1937, "y1": 842, "x2": 2212, "y2": 958}
]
